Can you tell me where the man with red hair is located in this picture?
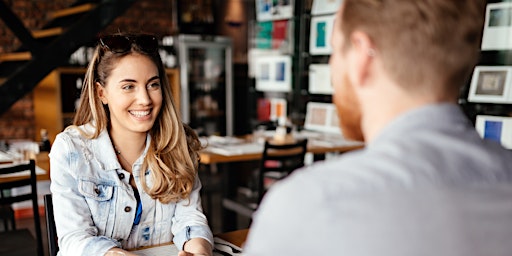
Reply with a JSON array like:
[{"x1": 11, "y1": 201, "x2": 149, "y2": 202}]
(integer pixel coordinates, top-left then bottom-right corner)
[{"x1": 244, "y1": 1, "x2": 512, "y2": 255}]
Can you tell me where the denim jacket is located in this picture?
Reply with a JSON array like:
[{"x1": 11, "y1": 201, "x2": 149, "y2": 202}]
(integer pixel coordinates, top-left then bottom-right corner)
[{"x1": 49, "y1": 123, "x2": 213, "y2": 256}]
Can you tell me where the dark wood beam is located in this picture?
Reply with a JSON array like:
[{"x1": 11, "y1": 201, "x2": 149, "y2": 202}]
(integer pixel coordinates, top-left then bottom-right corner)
[
  {"x1": 0, "y1": 0, "x2": 41, "y2": 54},
  {"x1": 0, "y1": 0, "x2": 137, "y2": 115}
]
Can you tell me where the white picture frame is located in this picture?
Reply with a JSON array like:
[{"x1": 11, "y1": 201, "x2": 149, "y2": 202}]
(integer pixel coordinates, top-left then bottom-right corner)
[
  {"x1": 482, "y1": 2, "x2": 512, "y2": 50},
  {"x1": 255, "y1": 0, "x2": 294, "y2": 21},
  {"x1": 309, "y1": 15, "x2": 335, "y2": 55},
  {"x1": 312, "y1": 0, "x2": 343, "y2": 15},
  {"x1": 304, "y1": 102, "x2": 341, "y2": 134},
  {"x1": 270, "y1": 98, "x2": 287, "y2": 123},
  {"x1": 255, "y1": 55, "x2": 292, "y2": 92},
  {"x1": 475, "y1": 115, "x2": 512, "y2": 149},
  {"x1": 248, "y1": 48, "x2": 280, "y2": 78},
  {"x1": 468, "y1": 66, "x2": 512, "y2": 104},
  {"x1": 308, "y1": 64, "x2": 333, "y2": 95}
]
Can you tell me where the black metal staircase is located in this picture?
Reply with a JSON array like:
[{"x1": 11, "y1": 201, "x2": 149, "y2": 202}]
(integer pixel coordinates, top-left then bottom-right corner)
[{"x1": 0, "y1": 0, "x2": 137, "y2": 115}]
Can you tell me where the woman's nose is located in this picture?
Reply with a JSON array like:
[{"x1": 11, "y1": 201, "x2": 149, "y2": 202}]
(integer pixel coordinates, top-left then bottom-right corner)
[{"x1": 136, "y1": 88, "x2": 152, "y2": 105}]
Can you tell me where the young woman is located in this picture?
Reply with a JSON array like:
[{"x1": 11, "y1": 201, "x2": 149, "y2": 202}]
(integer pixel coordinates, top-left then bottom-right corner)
[{"x1": 49, "y1": 33, "x2": 213, "y2": 256}]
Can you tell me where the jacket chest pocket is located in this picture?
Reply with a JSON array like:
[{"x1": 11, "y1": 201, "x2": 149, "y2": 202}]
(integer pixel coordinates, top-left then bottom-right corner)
[{"x1": 78, "y1": 179, "x2": 115, "y2": 234}]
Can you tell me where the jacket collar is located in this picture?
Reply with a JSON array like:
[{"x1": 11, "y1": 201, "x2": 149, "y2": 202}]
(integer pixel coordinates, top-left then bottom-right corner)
[{"x1": 81, "y1": 123, "x2": 151, "y2": 172}]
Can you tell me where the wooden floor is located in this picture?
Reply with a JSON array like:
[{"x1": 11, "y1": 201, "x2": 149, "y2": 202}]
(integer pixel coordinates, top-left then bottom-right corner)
[{"x1": 0, "y1": 214, "x2": 49, "y2": 256}]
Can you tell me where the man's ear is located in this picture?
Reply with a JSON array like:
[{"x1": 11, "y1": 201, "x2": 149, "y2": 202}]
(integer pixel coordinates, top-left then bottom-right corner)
[
  {"x1": 348, "y1": 31, "x2": 375, "y2": 88},
  {"x1": 96, "y1": 82, "x2": 107, "y2": 105}
]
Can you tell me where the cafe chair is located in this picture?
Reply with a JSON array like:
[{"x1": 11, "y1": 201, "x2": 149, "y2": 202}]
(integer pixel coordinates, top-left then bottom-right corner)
[
  {"x1": 0, "y1": 159, "x2": 44, "y2": 256},
  {"x1": 44, "y1": 194, "x2": 59, "y2": 256},
  {"x1": 222, "y1": 139, "x2": 308, "y2": 219},
  {"x1": 0, "y1": 190, "x2": 16, "y2": 230}
]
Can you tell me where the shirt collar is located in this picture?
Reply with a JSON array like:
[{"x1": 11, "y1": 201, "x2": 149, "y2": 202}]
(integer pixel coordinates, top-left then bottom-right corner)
[{"x1": 369, "y1": 103, "x2": 470, "y2": 147}]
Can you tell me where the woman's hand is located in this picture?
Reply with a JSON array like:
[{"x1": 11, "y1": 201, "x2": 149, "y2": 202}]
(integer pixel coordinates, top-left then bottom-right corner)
[
  {"x1": 104, "y1": 247, "x2": 138, "y2": 256},
  {"x1": 178, "y1": 251, "x2": 210, "y2": 256},
  {"x1": 179, "y1": 238, "x2": 213, "y2": 256}
]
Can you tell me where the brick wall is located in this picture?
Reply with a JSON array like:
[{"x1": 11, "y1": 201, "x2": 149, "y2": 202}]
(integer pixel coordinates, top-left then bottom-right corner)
[
  {"x1": 0, "y1": 0, "x2": 176, "y2": 141},
  {"x1": 0, "y1": 0, "x2": 73, "y2": 141},
  {"x1": 104, "y1": 1, "x2": 176, "y2": 36}
]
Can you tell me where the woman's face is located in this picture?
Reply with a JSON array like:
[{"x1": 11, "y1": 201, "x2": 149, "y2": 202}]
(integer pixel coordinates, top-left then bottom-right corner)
[{"x1": 97, "y1": 53, "x2": 163, "y2": 137}]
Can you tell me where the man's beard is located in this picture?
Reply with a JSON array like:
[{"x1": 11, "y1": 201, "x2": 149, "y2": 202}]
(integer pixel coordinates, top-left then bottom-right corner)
[{"x1": 334, "y1": 74, "x2": 364, "y2": 142}]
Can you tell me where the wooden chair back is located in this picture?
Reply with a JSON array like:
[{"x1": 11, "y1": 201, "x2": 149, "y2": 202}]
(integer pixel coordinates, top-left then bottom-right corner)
[
  {"x1": 257, "y1": 139, "x2": 308, "y2": 202},
  {"x1": 0, "y1": 160, "x2": 43, "y2": 256},
  {"x1": 44, "y1": 194, "x2": 59, "y2": 256}
]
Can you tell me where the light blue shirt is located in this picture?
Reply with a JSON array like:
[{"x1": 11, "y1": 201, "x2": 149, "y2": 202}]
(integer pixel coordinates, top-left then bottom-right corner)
[
  {"x1": 49, "y1": 123, "x2": 213, "y2": 256},
  {"x1": 244, "y1": 103, "x2": 512, "y2": 256}
]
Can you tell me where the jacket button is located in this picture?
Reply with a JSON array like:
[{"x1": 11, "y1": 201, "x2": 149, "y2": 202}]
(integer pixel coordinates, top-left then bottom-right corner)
[
  {"x1": 118, "y1": 173, "x2": 125, "y2": 179},
  {"x1": 124, "y1": 206, "x2": 131, "y2": 212},
  {"x1": 94, "y1": 188, "x2": 100, "y2": 195}
]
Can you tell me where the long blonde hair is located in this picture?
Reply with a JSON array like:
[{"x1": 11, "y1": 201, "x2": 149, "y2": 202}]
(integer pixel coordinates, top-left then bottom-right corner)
[{"x1": 72, "y1": 33, "x2": 200, "y2": 203}]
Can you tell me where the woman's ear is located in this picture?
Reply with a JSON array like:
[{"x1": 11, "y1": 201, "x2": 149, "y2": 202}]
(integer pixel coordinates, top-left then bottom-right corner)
[
  {"x1": 349, "y1": 31, "x2": 375, "y2": 88},
  {"x1": 96, "y1": 82, "x2": 107, "y2": 105}
]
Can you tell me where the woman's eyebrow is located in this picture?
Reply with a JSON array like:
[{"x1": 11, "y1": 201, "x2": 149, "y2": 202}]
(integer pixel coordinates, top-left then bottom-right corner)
[
  {"x1": 147, "y1": 76, "x2": 160, "y2": 83},
  {"x1": 117, "y1": 75, "x2": 159, "y2": 84}
]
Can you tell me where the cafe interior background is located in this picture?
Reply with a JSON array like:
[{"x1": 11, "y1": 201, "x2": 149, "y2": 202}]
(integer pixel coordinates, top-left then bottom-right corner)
[{"x1": 1, "y1": 0, "x2": 512, "y2": 253}]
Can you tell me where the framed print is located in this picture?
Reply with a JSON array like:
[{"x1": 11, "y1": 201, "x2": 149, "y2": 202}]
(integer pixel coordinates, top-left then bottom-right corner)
[
  {"x1": 255, "y1": 55, "x2": 292, "y2": 92},
  {"x1": 308, "y1": 64, "x2": 333, "y2": 94},
  {"x1": 312, "y1": 0, "x2": 343, "y2": 15},
  {"x1": 271, "y1": 19, "x2": 294, "y2": 53},
  {"x1": 250, "y1": 20, "x2": 294, "y2": 53},
  {"x1": 468, "y1": 66, "x2": 512, "y2": 103},
  {"x1": 254, "y1": 21, "x2": 273, "y2": 49},
  {"x1": 304, "y1": 102, "x2": 341, "y2": 134},
  {"x1": 270, "y1": 98, "x2": 287, "y2": 123},
  {"x1": 248, "y1": 48, "x2": 280, "y2": 78},
  {"x1": 481, "y1": 2, "x2": 512, "y2": 50},
  {"x1": 475, "y1": 115, "x2": 512, "y2": 149},
  {"x1": 310, "y1": 15, "x2": 335, "y2": 55},
  {"x1": 256, "y1": 0, "x2": 295, "y2": 21}
]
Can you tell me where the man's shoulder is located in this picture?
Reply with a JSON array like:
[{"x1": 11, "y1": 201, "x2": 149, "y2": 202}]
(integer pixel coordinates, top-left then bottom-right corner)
[{"x1": 268, "y1": 150, "x2": 388, "y2": 199}]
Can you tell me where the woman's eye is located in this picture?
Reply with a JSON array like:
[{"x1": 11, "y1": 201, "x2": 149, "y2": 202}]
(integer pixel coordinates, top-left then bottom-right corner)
[
  {"x1": 121, "y1": 84, "x2": 134, "y2": 90},
  {"x1": 148, "y1": 83, "x2": 161, "y2": 90}
]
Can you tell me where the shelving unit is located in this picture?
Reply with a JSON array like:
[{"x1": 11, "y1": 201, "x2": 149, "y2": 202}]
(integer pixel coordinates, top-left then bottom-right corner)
[
  {"x1": 458, "y1": 0, "x2": 512, "y2": 123},
  {"x1": 176, "y1": 34, "x2": 233, "y2": 136},
  {"x1": 247, "y1": 0, "x2": 338, "y2": 128},
  {"x1": 33, "y1": 67, "x2": 180, "y2": 142}
]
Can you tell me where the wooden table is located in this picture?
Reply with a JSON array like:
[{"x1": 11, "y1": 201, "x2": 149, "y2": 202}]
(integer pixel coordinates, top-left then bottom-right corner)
[
  {"x1": 199, "y1": 136, "x2": 364, "y2": 231},
  {"x1": 0, "y1": 152, "x2": 50, "y2": 183},
  {"x1": 199, "y1": 140, "x2": 363, "y2": 164},
  {"x1": 215, "y1": 228, "x2": 249, "y2": 248},
  {"x1": 132, "y1": 229, "x2": 249, "y2": 254}
]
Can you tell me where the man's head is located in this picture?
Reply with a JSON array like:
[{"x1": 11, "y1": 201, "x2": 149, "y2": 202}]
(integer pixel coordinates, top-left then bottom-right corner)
[{"x1": 330, "y1": 0, "x2": 486, "y2": 141}]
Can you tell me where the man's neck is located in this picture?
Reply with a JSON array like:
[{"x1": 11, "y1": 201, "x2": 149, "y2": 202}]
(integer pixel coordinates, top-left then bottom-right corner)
[{"x1": 360, "y1": 83, "x2": 452, "y2": 143}]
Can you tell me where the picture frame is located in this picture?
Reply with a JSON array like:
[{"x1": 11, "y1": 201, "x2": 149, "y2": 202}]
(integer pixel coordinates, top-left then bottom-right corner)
[
  {"x1": 304, "y1": 102, "x2": 341, "y2": 134},
  {"x1": 255, "y1": 55, "x2": 292, "y2": 92},
  {"x1": 251, "y1": 20, "x2": 294, "y2": 53},
  {"x1": 475, "y1": 115, "x2": 512, "y2": 149},
  {"x1": 309, "y1": 15, "x2": 335, "y2": 55},
  {"x1": 311, "y1": 0, "x2": 343, "y2": 15},
  {"x1": 248, "y1": 48, "x2": 280, "y2": 78},
  {"x1": 308, "y1": 64, "x2": 333, "y2": 95},
  {"x1": 256, "y1": 0, "x2": 295, "y2": 21},
  {"x1": 468, "y1": 66, "x2": 512, "y2": 104},
  {"x1": 481, "y1": 2, "x2": 512, "y2": 50},
  {"x1": 270, "y1": 98, "x2": 287, "y2": 123},
  {"x1": 254, "y1": 21, "x2": 273, "y2": 49}
]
